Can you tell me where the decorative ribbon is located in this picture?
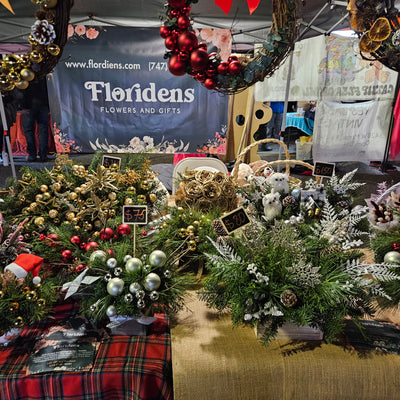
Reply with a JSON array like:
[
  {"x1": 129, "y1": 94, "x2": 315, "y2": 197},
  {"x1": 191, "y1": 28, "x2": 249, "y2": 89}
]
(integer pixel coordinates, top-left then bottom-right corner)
[
  {"x1": 0, "y1": 0, "x2": 14, "y2": 14},
  {"x1": 215, "y1": 0, "x2": 261, "y2": 15}
]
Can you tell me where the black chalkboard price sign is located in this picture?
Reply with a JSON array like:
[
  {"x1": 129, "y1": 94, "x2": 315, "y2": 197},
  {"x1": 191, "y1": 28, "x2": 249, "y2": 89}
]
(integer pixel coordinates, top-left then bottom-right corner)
[
  {"x1": 313, "y1": 161, "x2": 335, "y2": 178},
  {"x1": 123, "y1": 205, "x2": 148, "y2": 225},
  {"x1": 220, "y1": 207, "x2": 250, "y2": 234},
  {"x1": 102, "y1": 155, "x2": 121, "y2": 169}
]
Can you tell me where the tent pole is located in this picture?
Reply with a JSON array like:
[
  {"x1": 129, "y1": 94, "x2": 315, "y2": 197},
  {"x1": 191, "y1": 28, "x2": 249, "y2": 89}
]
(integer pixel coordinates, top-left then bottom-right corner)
[
  {"x1": 279, "y1": 50, "x2": 294, "y2": 170},
  {"x1": 380, "y1": 73, "x2": 400, "y2": 172},
  {"x1": 0, "y1": 94, "x2": 17, "y2": 180}
]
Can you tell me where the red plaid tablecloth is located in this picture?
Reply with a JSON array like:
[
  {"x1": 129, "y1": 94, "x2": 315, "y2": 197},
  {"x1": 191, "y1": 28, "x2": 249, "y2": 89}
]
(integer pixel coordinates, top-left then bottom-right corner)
[{"x1": 0, "y1": 309, "x2": 172, "y2": 400}]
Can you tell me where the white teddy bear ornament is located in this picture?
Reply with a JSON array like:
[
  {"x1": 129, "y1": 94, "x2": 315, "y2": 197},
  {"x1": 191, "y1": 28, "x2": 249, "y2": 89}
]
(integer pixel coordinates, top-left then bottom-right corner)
[{"x1": 262, "y1": 191, "x2": 282, "y2": 221}]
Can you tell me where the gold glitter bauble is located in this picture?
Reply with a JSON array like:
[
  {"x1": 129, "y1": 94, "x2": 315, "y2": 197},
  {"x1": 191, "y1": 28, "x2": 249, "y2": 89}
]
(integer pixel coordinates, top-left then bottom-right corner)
[
  {"x1": 28, "y1": 202, "x2": 38, "y2": 211},
  {"x1": 47, "y1": 43, "x2": 60, "y2": 56},
  {"x1": 66, "y1": 212, "x2": 75, "y2": 221},
  {"x1": 140, "y1": 180, "x2": 150, "y2": 190},
  {"x1": 94, "y1": 220, "x2": 102, "y2": 228},
  {"x1": 40, "y1": 185, "x2": 48, "y2": 193},
  {"x1": 48, "y1": 209, "x2": 58, "y2": 218},
  {"x1": 22, "y1": 172, "x2": 32, "y2": 181},
  {"x1": 186, "y1": 225, "x2": 195, "y2": 234},
  {"x1": 68, "y1": 192, "x2": 78, "y2": 201},
  {"x1": 74, "y1": 187, "x2": 81, "y2": 194},
  {"x1": 7, "y1": 71, "x2": 20, "y2": 83},
  {"x1": 34, "y1": 216, "x2": 45, "y2": 225},
  {"x1": 188, "y1": 240, "x2": 197, "y2": 251},
  {"x1": 57, "y1": 174, "x2": 65, "y2": 182},
  {"x1": 35, "y1": 194, "x2": 43, "y2": 202},
  {"x1": 53, "y1": 182, "x2": 62, "y2": 191},
  {"x1": 37, "y1": 298, "x2": 46, "y2": 307},
  {"x1": 110, "y1": 163, "x2": 119, "y2": 171},
  {"x1": 149, "y1": 193, "x2": 157, "y2": 203},
  {"x1": 108, "y1": 192, "x2": 117, "y2": 201},
  {"x1": 29, "y1": 50, "x2": 43, "y2": 63},
  {"x1": 15, "y1": 80, "x2": 29, "y2": 90},
  {"x1": 124, "y1": 198, "x2": 134, "y2": 205},
  {"x1": 42, "y1": 192, "x2": 51, "y2": 200},
  {"x1": 137, "y1": 195, "x2": 146, "y2": 204},
  {"x1": 127, "y1": 186, "x2": 136, "y2": 193},
  {"x1": 14, "y1": 316, "x2": 24, "y2": 328}
]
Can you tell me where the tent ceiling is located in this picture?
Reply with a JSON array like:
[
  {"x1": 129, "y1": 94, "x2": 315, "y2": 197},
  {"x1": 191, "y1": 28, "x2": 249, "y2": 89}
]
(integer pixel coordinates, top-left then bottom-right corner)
[{"x1": 0, "y1": 0, "x2": 350, "y2": 45}]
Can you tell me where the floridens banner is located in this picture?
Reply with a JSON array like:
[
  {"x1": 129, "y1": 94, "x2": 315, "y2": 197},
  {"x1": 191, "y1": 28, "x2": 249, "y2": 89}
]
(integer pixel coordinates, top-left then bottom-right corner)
[{"x1": 48, "y1": 26, "x2": 229, "y2": 154}]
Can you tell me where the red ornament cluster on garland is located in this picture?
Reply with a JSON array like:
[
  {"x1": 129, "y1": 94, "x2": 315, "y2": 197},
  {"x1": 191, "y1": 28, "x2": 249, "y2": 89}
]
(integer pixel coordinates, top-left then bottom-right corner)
[{"x1": 161, "y1": 0, "x2": 241, "y2": 89}]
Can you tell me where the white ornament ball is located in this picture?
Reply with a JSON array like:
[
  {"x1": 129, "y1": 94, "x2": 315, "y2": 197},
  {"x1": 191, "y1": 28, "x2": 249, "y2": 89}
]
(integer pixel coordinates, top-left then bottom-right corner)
[
  {"x1": 90, "y1": 250, "x2": 107, "y2": 262},
  {"x1": 129, "y1": 282, "x2": 142, "y2": 294},
  {"x1": 143, "y1": 272, "x2": 161, "y2": 291},
  {"x1": 107, "y1": 277, "x2": 124, "y2": 296},
  {"x1": 124, "y1": 255, "x2": 132, "y2": 263},
  {"x1": 106, "y1": 305, "x2": 117, "y2": 317},
  {"x1": 148, "y1": 250, "x2": 167, "y2": 267},
  {"x1": 125, "y1": 257, "x2": 142, "y2": 273},
  {"x1": 106, "y1": 257, "x2": 117, "y2": 269},
  {"x1": 384, "y1": 251, "x2": 400, "y2": 265}
]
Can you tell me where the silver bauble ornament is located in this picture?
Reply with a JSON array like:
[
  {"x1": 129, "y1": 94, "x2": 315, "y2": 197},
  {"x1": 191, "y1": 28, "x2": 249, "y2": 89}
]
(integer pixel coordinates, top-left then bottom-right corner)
[
  {"x1": 104, "y1": 273, "x2": 112, "y2": 282},
  {"x1": 143, "y1": 264, "x2": 151, "y2": 272},
  {"x1": 150, "y1": 290, "x2": 159, "y2": 301},
  {"x1": 125, "y1": 257, "x2": 142, "y2": 273},
  {"x1": 124, "y1": 255, "x2": 132, "y2": 263},
  {"x1": 384, "y1": 251, "x2": 400, "y2": 265},
  {"x1": 107, "y1": 278, "x2": 124, "y2": 296},
  {"x1": 106, "y1": 305, "x2": 117, "y2": 317},
  {"x1": 136, "y1": 290, "x2": 145, "y2": 299},
  {"x1": 89, "y1": 304, "x2": 97, "y2": 312},
  {"x1": 124, "y1": 293, "x2": 133, "y2": 302},
  {"x1": 114, "y1": 267, "x2": 123, "y2": 276},
  {"x1": 137, "y1": 299, "x2": 146, "y2": 309},
  {"x1": 90, "y1": 250, "x2": 107, "y2": 262},
  {"x1": 164, "y1": 270, "x2": 171, "y2": 278},
  {"x1": 129, "y1": 282, "x2": 142, "y2": 294},
  {"x1": 148, "y1": 250, "x2": 167, "y2": 267},
  {"x1": 144, "y1": 273, "x2": 161, "y2": 291},
  {"x1": 107, "y1": 257, "x2": 117, "y2": 269}
]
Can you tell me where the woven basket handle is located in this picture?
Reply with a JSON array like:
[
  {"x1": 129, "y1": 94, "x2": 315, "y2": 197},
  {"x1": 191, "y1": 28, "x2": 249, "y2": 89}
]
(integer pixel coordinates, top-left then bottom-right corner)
[{"x1": 233, "y1": 139, "x2": 290, "y2": 180}]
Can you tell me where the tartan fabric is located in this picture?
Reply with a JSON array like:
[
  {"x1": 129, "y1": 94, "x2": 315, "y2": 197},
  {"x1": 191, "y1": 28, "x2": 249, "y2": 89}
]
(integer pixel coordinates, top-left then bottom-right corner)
[{"x1": 0, "y1": 312, "x2": 172, "y2": 400}]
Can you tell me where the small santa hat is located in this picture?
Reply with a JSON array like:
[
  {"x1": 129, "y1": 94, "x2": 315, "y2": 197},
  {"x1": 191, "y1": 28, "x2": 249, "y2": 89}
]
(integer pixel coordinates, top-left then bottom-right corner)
[{"x1": 4, "y1": 253, "x2": 43, "y2": 284}]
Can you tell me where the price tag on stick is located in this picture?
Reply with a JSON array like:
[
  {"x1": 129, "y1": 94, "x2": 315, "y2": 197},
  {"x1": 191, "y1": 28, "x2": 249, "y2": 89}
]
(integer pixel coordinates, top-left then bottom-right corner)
[
  {"x1": 313, "y1": 161, "x2": 335, "y2": 178},
  {"x1": 123, "y1": 205, "x2": 148, "y2": 256},
  {"x1": 220, "y1": 207, "x2": 250, "y2": 234}
]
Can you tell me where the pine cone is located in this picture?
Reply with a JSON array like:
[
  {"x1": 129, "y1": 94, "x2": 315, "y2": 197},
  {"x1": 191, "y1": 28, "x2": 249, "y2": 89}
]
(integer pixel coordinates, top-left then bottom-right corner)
[
  {"x1": 280, "y1": 289, "x2": 297, "y2": 307},
  {"x1": 31, "y1": 20, "x2": 56, "y2": 45},
  {"x1": 212, "y1": 220, "x2": 228, "y2": 237},
  {"x1": 282, "y1": 195, "x2": 296, "y2": 207}
]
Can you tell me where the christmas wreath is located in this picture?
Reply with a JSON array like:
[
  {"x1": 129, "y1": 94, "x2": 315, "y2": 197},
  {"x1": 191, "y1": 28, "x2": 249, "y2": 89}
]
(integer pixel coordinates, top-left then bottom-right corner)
[
  {"x1": 0, "y1": 0, "x2": 73, "y2": 92},
  {"x1": 348, "y1": 0, "x2": 400, "y2": 71},
  {"x1": 161, "y1": 0, "x2": 298, "y2": 93}
]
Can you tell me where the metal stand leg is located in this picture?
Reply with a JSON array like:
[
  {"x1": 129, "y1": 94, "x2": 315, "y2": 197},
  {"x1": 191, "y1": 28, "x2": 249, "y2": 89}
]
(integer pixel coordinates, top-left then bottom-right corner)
[
  {"x1": 0, "y1": 94, "x2": 17, "y2": 180},
  {"x1": 5, "y1": 135, "x2": 16, "y2": 179}
]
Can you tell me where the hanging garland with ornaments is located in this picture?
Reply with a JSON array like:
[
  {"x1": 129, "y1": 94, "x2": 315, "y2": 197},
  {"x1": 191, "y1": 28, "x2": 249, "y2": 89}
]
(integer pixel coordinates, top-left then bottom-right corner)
[
  {"x1": 348, "y1": 0, "x2": 400, "y2": 72},
  {"x1": 161, "y1": 0, "x2": 298, "y2": 93},
  {"x1": 0, "y1": 0, "x2": 73, "y2": 91}
]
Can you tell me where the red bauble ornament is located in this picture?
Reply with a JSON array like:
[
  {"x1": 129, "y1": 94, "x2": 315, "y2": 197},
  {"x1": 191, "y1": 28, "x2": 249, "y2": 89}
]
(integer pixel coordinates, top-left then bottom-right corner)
[
  {"x1": 196, "y1": 72, "x2": 206, "y2": 82},
  {"x1": 178, "y1": 15, "x2": 191, "y2": 30},
  {"x1": 106, "y1": 249, "x2": 115, "y2": 257},
  {"x1": 160, "y1": 25, "x2": 170, "y2": 39},
  {"x1": 182, "y1": 6, "x2": 191, "y2": 14},
  {"x1": 141, "y1": 230, "x2": 148, "y2": 236},
  {"x1": 168, "y1": 54, "x2": 187, "y2": 76},
  {"x1": 79, "y1": 242, "x2": 87, "y2": 250},
  {"x1": 100, "y1": 227, "x2": 114, "y2": 240},
  {"x1": 70, "y1": 235, "x2": 81, "y2": 245},
  {"x1": 168, "y1": 0, "x2": 187, "y2": 9},
  {"x1": 178, "y1": 51, "x2": 189, "y2": 62},
  {"x1": 169, "y1": 9, "x2": 179, "y2": 18},
  {"x1": 190, "y1": 48, "x2": 209, "y2": 71},
  {"x1": 217, "y1": 61, "x2": 229, "y2": 75},
  {"x1": 206, "y1": 66, "x2": 217, "y2": 77},
  {"x1": 75, "y1": 264, "x2": 85, "y2": 273},
  {"x1": 85, "y1": 241, "x2": 99, "y2": 252},
  {"x1": 165, "y1": 36, "x2": 177, "y2": 51},
  {"x1": 204, "y1": 78, "x2": 217, "y2": 90},
  {"x1": 47, "y1": 233, "x2": 60, "y2": 241},
  {"x1": 117, "y1": 224, "x2": 132, "y2": 236},
  {"x1": 228, "y1": 60, "x2": 242, "y2": 75},
  {"x1": 62, "y1": 249, "x2": 72, "y2": 259},
  {"x1": 228, "y1": 55, "x2": 238, "y2": 62},
  {"x1": 392, "y1": 243, "x2": 400, "y2": 251},
  {"x1": 198, "y1": 42, "x2": 208, "y2": 50},
  {"x1": 178, "y1": 31, "x2": 198, "y2": 52}
]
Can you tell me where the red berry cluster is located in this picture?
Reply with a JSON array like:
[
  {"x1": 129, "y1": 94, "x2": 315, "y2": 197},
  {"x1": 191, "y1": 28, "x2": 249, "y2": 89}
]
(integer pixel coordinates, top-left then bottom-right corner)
[{"x1": 161, "y1": 0, "x2": 242, "y2": 90}]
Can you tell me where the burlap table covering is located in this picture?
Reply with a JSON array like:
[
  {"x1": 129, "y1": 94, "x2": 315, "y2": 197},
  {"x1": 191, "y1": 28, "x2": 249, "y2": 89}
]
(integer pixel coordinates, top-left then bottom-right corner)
[{"x1": 171, "y1": 292, "x2": 400, "y2": 400}]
